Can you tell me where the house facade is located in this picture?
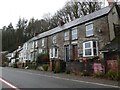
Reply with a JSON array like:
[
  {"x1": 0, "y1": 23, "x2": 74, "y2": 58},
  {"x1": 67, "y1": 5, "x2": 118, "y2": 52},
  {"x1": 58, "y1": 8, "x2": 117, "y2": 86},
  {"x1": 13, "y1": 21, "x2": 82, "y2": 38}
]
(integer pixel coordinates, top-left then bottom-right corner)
[
  {"x1": 34, "y1": 4, "x2": 119, "y2": 61},
  {"x1": 7, "y1": 3, "x2": 120, "y2": 73},
  {"x1": 31, "y1": 3, "x2": 119, "y2": 73}
]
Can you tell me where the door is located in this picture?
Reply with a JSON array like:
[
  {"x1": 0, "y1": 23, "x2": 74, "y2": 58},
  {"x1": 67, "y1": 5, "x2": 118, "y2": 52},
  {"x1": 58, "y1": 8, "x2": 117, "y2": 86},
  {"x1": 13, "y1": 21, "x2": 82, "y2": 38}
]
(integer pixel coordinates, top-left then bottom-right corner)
[
  {"x1": 73, "y1": 45, "x2": 78, "y2": 61},
  {"x1": 65, "y1": 45, "x2": 69, "y2": 62}
]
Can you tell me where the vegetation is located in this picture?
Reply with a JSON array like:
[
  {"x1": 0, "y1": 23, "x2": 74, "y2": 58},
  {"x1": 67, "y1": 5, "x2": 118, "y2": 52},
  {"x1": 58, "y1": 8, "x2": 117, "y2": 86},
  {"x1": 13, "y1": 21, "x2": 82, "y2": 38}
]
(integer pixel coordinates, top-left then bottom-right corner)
[
  {"x1": 28, "y1": 62, "x2": 37, "y2": 70},
  {"x1": 42, "y1": 64, "x2": 49, "y2": 71},
  {"x1": 12, "y1": 63, "x2": 18, "y2": 68},
  {"x1": 2, "y1": 53, "x2": 9, "y2": 67},
  {"x1": 105, "y1": 70, "x2": 120, "y2": 80},
  {"x1": 36, "y1": 53, "x2": 49, "y2": 65}
]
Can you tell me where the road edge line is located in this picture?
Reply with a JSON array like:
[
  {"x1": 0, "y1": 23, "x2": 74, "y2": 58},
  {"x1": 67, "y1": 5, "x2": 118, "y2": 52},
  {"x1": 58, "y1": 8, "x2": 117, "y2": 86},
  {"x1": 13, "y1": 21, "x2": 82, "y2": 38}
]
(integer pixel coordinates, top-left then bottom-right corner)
[{"x1": 0, "y1": 77, "x2": 18, "y2": 89}]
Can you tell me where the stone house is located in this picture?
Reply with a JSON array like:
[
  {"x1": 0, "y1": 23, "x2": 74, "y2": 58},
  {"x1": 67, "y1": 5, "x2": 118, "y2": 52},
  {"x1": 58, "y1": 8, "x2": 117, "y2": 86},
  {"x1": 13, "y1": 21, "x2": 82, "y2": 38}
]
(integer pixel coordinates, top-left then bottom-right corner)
[
  {"x1": 12, "y1": 3, "x2": 119, "y2": 72},
  {"x1": 6, "y1": 3, "x2": 119, "y2": 73},
  {"x1": 30, "y1": 3, "x2": 120, "y2": 73}
]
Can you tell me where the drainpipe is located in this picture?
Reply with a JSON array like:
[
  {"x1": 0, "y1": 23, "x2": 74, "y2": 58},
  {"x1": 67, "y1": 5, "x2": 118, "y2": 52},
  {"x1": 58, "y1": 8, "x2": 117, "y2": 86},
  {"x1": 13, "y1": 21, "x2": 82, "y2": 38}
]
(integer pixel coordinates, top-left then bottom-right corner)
[
  {"x1": 69, "y1": 28, "x2": 72, "y2": 61},
  {"x1": 33, "y1": 40, "x2": 35, "y2": 62}
]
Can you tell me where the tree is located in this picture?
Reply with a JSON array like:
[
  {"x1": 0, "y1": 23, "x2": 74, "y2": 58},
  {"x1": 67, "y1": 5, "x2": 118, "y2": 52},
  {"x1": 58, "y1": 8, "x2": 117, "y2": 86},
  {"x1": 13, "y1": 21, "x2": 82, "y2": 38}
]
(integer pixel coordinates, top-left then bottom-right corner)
[
  {"x1": 51, "y1": 0, "x2": 102, "y2": 23},
  {"x1": 16, "y1": 18, "x2": 28, "y2": 46}
]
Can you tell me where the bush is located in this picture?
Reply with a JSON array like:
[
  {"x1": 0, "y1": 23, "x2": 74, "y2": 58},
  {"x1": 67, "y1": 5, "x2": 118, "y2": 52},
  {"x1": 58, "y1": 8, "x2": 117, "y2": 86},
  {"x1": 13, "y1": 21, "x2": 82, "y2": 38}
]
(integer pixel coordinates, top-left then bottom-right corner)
[
  {"x1": 42, "y1": 64, "x2": 49, "y2": 71},
  {"x1": 13, "y1": 63, "x2": 18, "y2": 68},
  {"x1": 106, "y1": 70, "x2": 120, "y2": 80},
  {"x1": 28, "y1": 63, "x2": 37, "y2": 70},
  {"x1": 36, "y1": 53, "x2": 49, "y2": 64},
  {"x1": 81, "y1": 70, "x2": 90, "y2": 76},
  {"x1": 65, "y1": 70, "x2": 70, "y2": 74},
  {"x1": 93, "y1": 73, "x2": 104, "y2": 78}
]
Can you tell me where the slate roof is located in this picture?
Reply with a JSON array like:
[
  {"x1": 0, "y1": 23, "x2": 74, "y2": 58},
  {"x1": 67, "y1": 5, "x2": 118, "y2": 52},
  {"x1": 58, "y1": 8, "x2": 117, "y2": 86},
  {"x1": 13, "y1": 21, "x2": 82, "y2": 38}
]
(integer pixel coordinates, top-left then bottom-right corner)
[
  {"x1": 100, "y1": 36, "x2": 120, "y2": 52},
  {"x1": 29, "y1": 4, "x2": 114, "y2": 41}
]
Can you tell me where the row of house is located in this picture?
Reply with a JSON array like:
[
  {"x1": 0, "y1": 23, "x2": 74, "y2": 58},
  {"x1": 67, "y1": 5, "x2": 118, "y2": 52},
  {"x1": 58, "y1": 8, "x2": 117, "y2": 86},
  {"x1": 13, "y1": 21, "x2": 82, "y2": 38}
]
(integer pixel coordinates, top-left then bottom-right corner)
[{"x1": 6, "y1": 3, "x2": 120, "y2": 73}]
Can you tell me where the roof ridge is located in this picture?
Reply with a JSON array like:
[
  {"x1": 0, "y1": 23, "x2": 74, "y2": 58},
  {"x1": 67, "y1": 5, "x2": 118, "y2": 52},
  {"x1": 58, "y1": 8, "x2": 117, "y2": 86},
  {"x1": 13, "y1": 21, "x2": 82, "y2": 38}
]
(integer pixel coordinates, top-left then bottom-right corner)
[{"x1": 29, "y1": 5, "x2": 114, "y2": 41}]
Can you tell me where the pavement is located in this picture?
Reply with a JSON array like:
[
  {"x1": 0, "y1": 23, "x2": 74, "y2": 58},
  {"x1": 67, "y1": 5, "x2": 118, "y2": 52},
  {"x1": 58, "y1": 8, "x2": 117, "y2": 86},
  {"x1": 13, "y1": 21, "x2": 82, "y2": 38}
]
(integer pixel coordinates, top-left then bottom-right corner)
[{"x1": 1, "y1": 67, "x2": 120, "y2": 89}]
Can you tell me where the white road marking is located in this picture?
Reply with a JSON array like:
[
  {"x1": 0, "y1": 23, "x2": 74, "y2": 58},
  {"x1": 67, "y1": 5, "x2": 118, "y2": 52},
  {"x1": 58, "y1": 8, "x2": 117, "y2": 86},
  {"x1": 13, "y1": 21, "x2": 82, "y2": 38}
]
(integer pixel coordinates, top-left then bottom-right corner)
[
  {"x1": 0, "y1": 77, "x2": 18, "y2": 89},
  {"x1": 3, "y1": 68, "x2": 120, "y2": 88}
]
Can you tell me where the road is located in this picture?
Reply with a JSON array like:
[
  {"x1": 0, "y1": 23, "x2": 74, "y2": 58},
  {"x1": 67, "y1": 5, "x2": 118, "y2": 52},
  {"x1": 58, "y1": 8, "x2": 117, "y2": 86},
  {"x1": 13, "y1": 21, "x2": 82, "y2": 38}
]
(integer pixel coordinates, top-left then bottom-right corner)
[{"x1": 0, "y1": 67, "x2": 119, "y2": 89}]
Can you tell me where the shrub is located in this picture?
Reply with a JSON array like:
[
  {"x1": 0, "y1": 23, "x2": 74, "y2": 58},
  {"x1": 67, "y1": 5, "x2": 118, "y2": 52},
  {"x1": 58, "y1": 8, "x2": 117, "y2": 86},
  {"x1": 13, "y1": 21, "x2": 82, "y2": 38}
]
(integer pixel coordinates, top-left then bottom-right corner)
[
  {"x1": 106, "y1": 70, "x2": 120, "y2": 80},
  {"x1": 13, "y1": 63, "x2": 18, "y2": 68},
  {"x1": 81, "y1": 70, "x2": 90, "y2": 76},
  {"x1": 28, "y1": 63, "x2": 37, "y2": 70},
  {"x1": 36, "y1": 53, "x2": 49, "y2": 65},
  {"x1": 42, "y1": 64, "x2": 49, "y2": 71},
  {"x1": 65, "y1": 70, "x2": 70, "y2": 74},
  {"x1": 93, "y1": 73, "x2": 104, "y2": 78}
]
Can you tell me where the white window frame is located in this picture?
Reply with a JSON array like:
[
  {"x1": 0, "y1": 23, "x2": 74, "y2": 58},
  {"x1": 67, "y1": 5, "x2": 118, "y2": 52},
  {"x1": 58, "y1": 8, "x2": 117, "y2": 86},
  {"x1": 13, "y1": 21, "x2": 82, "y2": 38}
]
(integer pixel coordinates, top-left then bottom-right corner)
[
  {"x1": 83, "y1": 41, "x2": 98, "y2": 57},
  {"x1": 35, "y1": 41, "x2": 38, "y2": 48},
  {"x1": 32, "y1": 42, "x2": 34, "y2": 49},
  {"x1": 39, "y1": 48, "x2": 43, "y2": 53},
  {"x1": 64, "y1": 31, "x2": 69, "y2": 41},
  {"x1": 49, "y1": 48, "x2": 58, "y2": 58},
  {"x1": 53, "y1": 35, "x2": 56, "y2": 44},
  {"x1": 85, "y1": 23, "x2": 94, "y2": 37},
  {"x1": 42, "y1": 38, "x2": 45, "y2": 47},
  {"x1": 72, "y1": 28, "x2": 77, "y2": 40}
]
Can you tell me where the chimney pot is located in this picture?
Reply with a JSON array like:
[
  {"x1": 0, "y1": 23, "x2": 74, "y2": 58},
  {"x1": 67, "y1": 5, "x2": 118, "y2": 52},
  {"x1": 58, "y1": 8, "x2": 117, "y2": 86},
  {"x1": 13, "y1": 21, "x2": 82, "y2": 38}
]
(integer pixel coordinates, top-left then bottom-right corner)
[{"x1": 107, "y1": 0, "x2": 115, "y2": 5}]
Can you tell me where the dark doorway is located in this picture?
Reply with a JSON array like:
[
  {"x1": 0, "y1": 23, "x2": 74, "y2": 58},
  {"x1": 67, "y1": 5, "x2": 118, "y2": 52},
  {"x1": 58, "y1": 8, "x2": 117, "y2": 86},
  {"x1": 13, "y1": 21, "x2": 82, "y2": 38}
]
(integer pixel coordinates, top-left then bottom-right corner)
[
  {"x1": 73, "y1": 45, "x2": 78, "y2": 61},
  {"x1": 65, "y1": 45, "x2": 69, "y2": 62}
]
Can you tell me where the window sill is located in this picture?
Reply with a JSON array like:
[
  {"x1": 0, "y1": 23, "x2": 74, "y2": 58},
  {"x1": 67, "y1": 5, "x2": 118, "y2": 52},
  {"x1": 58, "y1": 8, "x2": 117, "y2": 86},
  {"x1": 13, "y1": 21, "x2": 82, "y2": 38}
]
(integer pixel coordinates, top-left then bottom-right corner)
[
  {"x1": 71, "y1": 39, "x2": 78, "y2": 41},
  {"x1": 85, "y1": 35, "x2": 94, "y2": 38}
]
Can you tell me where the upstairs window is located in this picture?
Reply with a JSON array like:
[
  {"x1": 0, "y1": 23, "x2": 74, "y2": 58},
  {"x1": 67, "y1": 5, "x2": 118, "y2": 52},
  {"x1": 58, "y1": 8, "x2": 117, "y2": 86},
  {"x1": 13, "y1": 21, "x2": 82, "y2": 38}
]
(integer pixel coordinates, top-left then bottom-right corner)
[
  {"x1": 72, "y1": 28, "x2": 77, "y2": 40},
  {"x1": 32, "y1": 42, "x2": 34, "y2": 49},
  {"x1": 53, "y1": 35, "x2": 56, "y2": 44},
  {"x1": 35, "y1": 41, "x2": 38, "y2": 48},
  {"x1": 64, "y1": 31, "x2": 69, "y2": 41},
  {"x1": 86, "y1": 24, "x2": 93, "y2": 37},
  {"x1": 42, "y1": 38, "x2": 45, "y2": 47},
  {"x1": 25, "y1": 43, "x2": 28, "y2": 50},
  {"x1": 83, "y1": 41, "x2": 98, "y2": 57}
]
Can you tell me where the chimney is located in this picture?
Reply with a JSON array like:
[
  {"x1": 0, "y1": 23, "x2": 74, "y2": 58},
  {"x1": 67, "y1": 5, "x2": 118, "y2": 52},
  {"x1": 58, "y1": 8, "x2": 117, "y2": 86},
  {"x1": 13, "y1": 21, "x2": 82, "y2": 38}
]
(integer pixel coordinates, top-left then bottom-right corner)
[
  {"x1": 58, "y1": 20, "x2": 65, "y2": 26},
  {"x1": 107, "y1": 0, "x2": 115, "y2": 6}
]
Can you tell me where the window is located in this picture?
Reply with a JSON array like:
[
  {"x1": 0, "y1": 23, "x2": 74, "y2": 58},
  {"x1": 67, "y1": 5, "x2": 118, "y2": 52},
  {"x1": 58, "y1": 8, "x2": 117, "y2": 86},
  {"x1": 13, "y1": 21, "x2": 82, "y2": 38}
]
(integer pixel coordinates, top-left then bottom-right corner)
[
  {"x1": 55, "y1": 48, "x2": 58, "y2": 57},
  {"x1": 83, "y1": 41, "x2": 98, "y2": 57},
  {"x1": 64, "y1": 31, "x2": 69, "y2": 41},
  {"x1": 86, "y1": 24, "x2": 93, "y2": 37},
  {"x1": 35, "y1": 41, "x2": 38, "y2": 48},
  {"x1": 53, "y1": 35, "x2": 56, "y2": 44},
  {"x1": 42, "y1": 38, "x2": 44, "y2": 47},
  {"x1": 26, "y1": 43, "x2": 28, "y2": 50},
  {"x1": 39, "y1": 48, "x2": 42, "y2": 53},
  {"x1": 50, "y1": 48, "x2": 53, "y2": 58},
  {"x1": 49, "y1": 48, "x2": 58, "y2": 58},
  {"x1": 72, "y1": 28, "x2": 77, "y2": 40},
  {"x1": 32, "y1": 42, "x2": 34, "y2": 49}
]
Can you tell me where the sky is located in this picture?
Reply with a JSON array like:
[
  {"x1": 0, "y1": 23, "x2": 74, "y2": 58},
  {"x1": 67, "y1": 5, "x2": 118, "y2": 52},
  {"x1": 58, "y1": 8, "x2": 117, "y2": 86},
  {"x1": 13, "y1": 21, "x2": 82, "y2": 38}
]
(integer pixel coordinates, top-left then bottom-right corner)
[
  {"x1": 0, "y1": 0, "x2": 69, "y2": 29},
  {"x1": 0, "y1": 0, "x2": 109, "y2": 29}
]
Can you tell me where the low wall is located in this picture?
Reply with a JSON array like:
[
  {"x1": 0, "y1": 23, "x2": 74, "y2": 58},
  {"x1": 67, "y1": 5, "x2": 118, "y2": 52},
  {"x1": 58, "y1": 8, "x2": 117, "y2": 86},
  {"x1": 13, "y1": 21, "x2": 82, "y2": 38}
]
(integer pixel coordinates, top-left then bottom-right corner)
[{"x1": 66, "y1": 62, "x2": 93, "y2": 74}]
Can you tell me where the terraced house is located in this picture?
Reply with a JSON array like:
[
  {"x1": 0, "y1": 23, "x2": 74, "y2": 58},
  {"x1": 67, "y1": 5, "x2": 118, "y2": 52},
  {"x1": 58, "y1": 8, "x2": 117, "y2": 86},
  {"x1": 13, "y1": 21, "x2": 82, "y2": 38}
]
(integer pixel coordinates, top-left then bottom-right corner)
[
  {"x1": 31, "y1": 3, "x2": 120, "y2": 72},
  {"x1": 7, "y1": 3, "x2": 120, "y2": 73}
]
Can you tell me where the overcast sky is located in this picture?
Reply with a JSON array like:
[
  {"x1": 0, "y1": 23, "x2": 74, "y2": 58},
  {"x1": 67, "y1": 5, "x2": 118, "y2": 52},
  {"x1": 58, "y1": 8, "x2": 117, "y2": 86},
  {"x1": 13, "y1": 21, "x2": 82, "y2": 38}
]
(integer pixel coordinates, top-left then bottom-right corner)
[
  {"x1": 0, "y1": 0, "x2": 109, "y2": 29},
  {"x1": 0, "y1": 0, "x2": 70, "y2": 29}
]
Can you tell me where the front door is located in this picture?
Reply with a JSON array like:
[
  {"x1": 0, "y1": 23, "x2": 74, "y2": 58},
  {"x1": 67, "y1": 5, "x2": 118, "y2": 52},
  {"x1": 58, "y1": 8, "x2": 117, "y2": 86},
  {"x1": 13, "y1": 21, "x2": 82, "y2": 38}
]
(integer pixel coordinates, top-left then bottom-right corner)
[
  {"x1": 65, "y1": 45, "x2": 69, "y2": 62},
  {"x1": 73, "y1": 45, "x2": 78, "y2": 61}
]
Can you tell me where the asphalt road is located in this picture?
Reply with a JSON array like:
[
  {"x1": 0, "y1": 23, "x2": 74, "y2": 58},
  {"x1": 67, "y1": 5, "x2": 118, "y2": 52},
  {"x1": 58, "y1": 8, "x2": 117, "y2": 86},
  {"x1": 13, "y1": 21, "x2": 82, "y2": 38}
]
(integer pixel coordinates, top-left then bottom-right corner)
[{"x1": 0, "y1": 67, "x2": 119, "y2": 89}]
